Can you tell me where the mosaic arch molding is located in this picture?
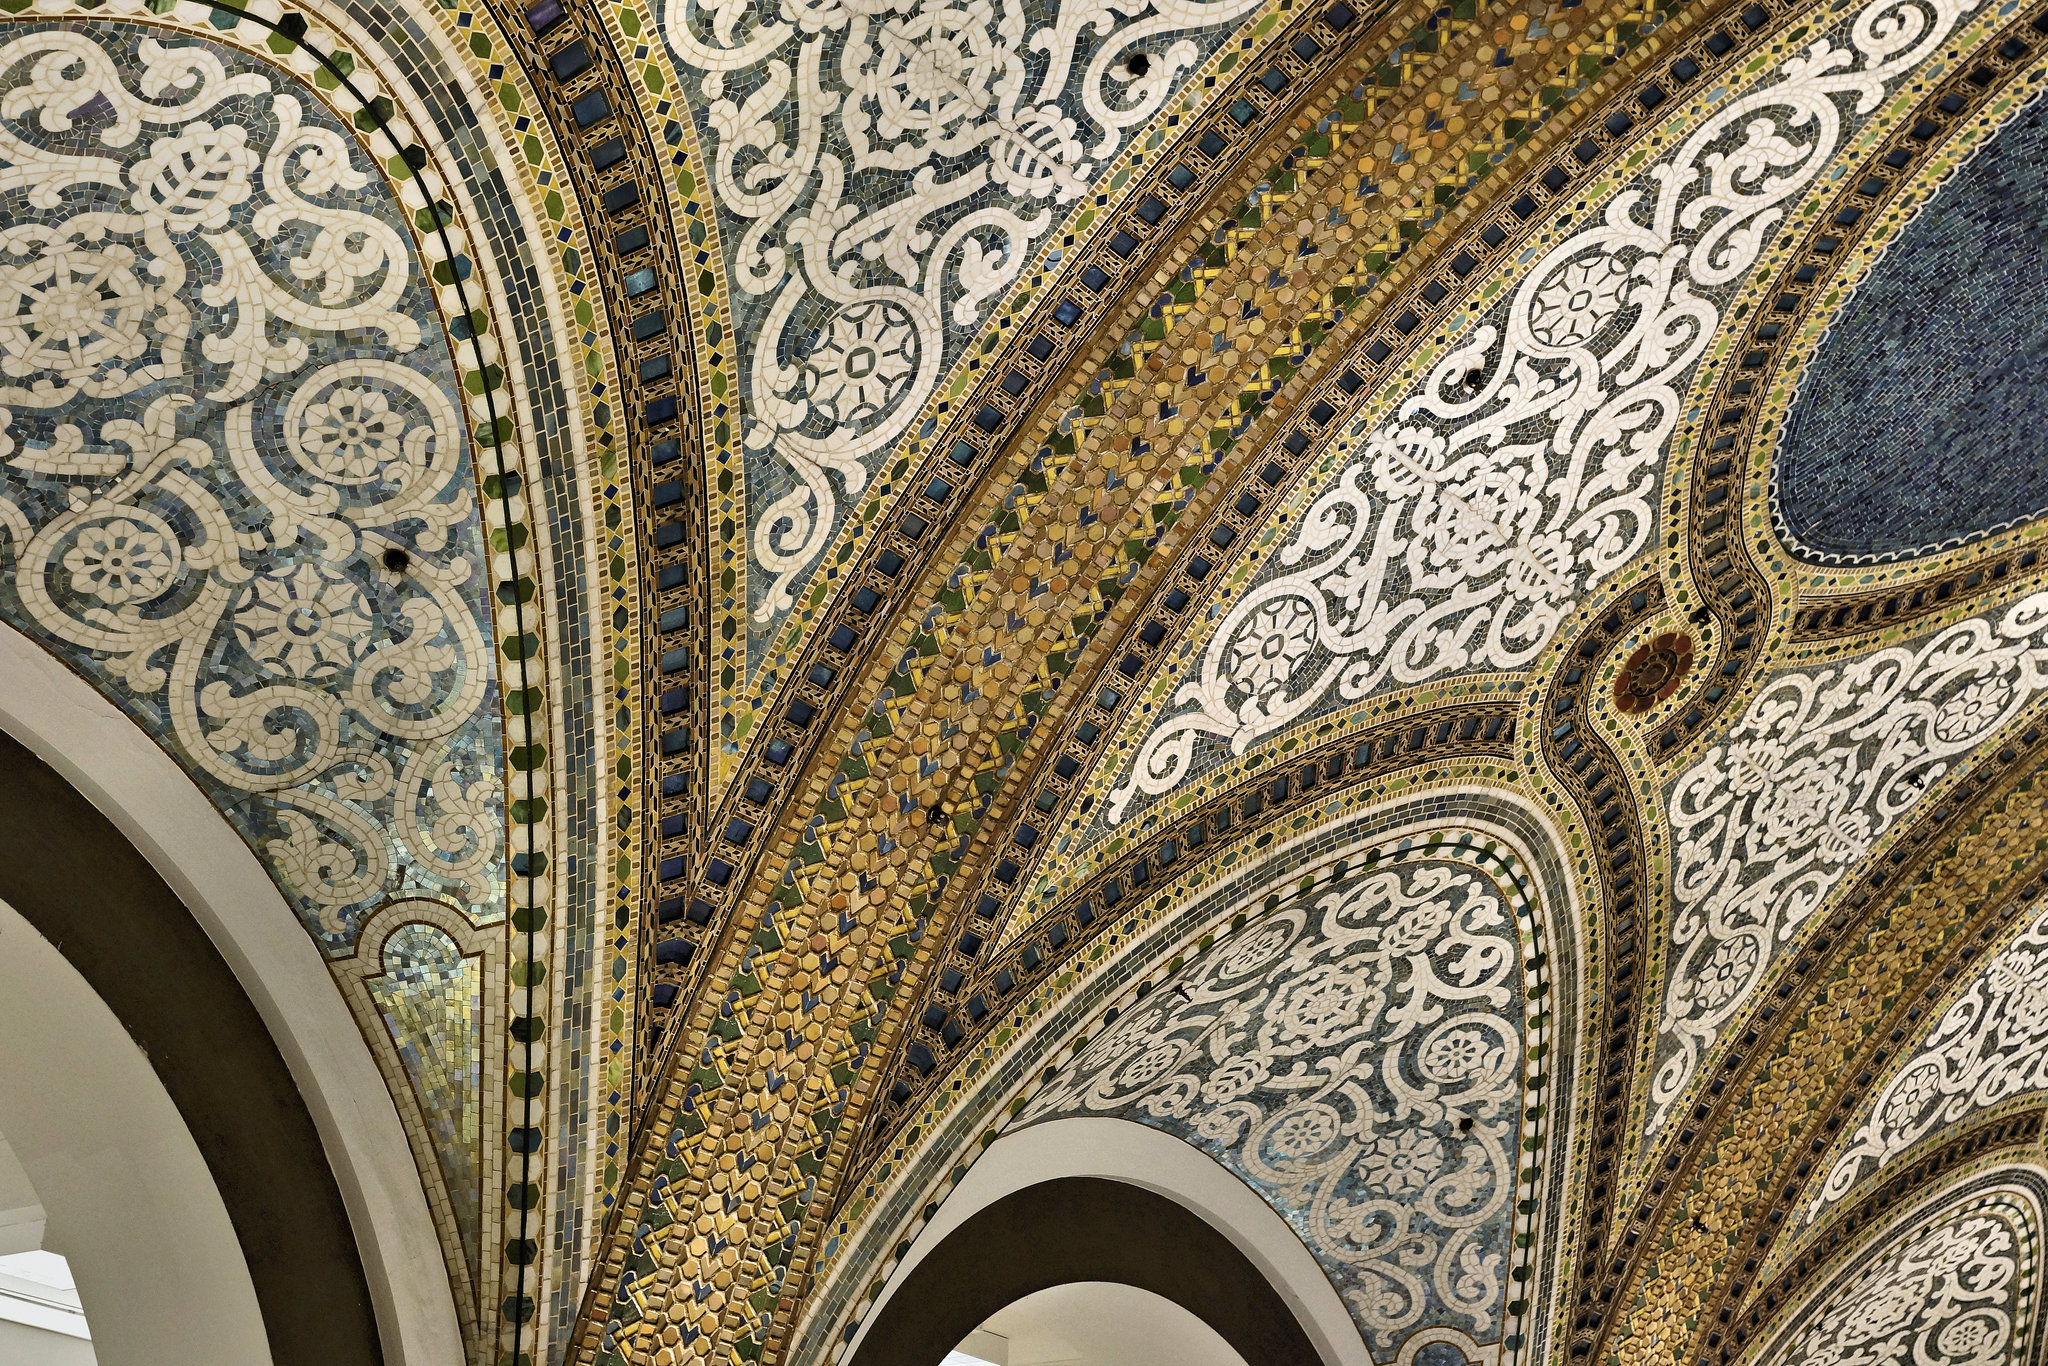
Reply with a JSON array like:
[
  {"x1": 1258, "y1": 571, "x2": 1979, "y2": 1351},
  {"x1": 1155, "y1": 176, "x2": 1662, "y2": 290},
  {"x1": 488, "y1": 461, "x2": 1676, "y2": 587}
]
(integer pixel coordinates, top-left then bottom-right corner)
[
  {"x1": 0, "y1": 2, "x2": 623, "y2": 1360},
  {"x1": 835, "y1": 0, "x2": 1718, "y2": 1150},
  {"x1": 591, "y1": 1, "x2": 1733, "y2": 1346},
  {"x1": 951, "y1": 0, "x2": 2048, "y2": 1192},
  {"x1": 784, "y1": 787, "x2": 1591, "y2": 1366}
]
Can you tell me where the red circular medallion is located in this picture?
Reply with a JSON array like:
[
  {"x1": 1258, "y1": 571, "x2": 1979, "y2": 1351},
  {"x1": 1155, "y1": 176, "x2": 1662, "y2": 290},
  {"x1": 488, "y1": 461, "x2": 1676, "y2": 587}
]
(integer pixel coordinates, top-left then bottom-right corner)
[{"x1": 1614, "y1": 633, "x2": 1694, "y2": 714}]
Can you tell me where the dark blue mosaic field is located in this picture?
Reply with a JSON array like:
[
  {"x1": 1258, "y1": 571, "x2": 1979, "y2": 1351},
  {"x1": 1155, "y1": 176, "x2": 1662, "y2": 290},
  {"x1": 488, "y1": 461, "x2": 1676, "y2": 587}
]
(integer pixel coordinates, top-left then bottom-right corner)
[{"x1": 1774, "y1": 95, "x2": 2048, "y2": 561}]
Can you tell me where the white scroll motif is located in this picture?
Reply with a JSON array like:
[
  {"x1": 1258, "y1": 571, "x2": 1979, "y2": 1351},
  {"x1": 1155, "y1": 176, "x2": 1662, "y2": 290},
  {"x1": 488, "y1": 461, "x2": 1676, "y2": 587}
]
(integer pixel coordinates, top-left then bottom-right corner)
[
  {"x1": 666, "y1": 0, "x2": 1265, "y2": 624},
  {"x1": 1020, "y1": 862, "x2": 1525, "y2": 1347},
  {"x1": 0, "y1": 33, "x2": 417, "y2": 409},
  {"x1": 1813, "y1": 908, "x2": 2048, "y2": 1216},
  {"x1": 1776, "y1": 1202, "x2": 2029, "y2": 1366},
  {"x1": 1650, "y1": 593, "x2": 2048, "y2": 1131},
  {"x1": 1109, "y1": 0, "x2": 1992, "y2": 823},
  {"x1": 0, "y1": 31, "x2": 496, "y2": 941}
]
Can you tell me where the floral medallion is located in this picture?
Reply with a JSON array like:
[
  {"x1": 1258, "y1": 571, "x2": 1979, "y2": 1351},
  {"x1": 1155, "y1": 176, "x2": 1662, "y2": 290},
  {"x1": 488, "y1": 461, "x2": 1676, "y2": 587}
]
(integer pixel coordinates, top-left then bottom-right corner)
[{"x1": 1613, "y1": 632, "x2": 1692, "y2": 714}]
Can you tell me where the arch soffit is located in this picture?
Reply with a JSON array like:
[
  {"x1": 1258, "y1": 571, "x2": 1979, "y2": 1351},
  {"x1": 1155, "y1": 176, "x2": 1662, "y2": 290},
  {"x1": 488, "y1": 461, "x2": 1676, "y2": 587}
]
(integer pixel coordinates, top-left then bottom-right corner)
[
  {"x1": 0, "y1": 618, "x2": 462, "y2": 1365},
  {"x1": 848, "y1": 1120, "x2": 1367, "y2": 1366},
  {"x1": 0, "y1": 898, "x2": 274, "y2": 1366}
]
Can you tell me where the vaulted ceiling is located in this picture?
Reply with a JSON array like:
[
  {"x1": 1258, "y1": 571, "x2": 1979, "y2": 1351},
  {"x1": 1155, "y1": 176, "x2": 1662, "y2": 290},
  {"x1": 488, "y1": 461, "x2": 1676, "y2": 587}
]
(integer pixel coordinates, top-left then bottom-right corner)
[{"x1": 3, "y1": 0, "x2": 2048, "y2": 1363}]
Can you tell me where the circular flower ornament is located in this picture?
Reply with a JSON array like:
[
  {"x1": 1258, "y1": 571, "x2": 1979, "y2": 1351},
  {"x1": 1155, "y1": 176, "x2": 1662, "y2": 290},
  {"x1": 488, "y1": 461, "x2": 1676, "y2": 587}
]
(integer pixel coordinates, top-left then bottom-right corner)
[
  {"x1": 1225, "y1": 597, "x2": 1316, "y2": 708},
  {"x1": 63, "y1": 516, "x2": 179, "y2": 605},
  {"x1": 803, "y1": 303, "x2": 917, "y2": 426},
  {"x1": 232, "y1": 563, "x2": 377, "y2": 681},
  {"x1": 1420, "y1": 1026, "x2": 1496, "y2": 1084},
  {"x1": 301, "y1": 387, "x2": 408, "y2": 482},
  {"x1": 1876, "y1": 1060, "x2": 1943, "y2": 1133},
  {"x1": 1115, "y1": 1042, "x2": 1186, "y2": 1092},
  {"x1": 1358, "y1": 1130, "x2": 1446, "y2": 1197},
  {"x1": 1933, "y1": 675, "x2": 2015, "y2": 744},
  {"x1": 1528, "y1": 253, "x2": 1631, "y2": 348},
  {"x1": 1690, "y1": 935, "x2": 1760, "y2": 1011},
  {"x1": 1614, "y1": 632, "x2": 1694, "y2": 714},
  {"x1": 1934, "y1": 1310, "x2": 2009, "y2": 1362},
  {"x1": 1263, "y1": 1102, "x2": 1343, "y2": 1161}
]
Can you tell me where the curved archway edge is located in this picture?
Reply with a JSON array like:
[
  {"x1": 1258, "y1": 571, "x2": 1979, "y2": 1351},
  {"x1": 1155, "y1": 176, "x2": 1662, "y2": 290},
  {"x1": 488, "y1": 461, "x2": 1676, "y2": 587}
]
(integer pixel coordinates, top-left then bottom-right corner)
[
  {"x1": 847, "y1": 1117, "x2": 1370, "y2": 1366},
  {"x1": 0, "y1": 621, "x2": 462, "y2": 1365},
  {"x1": 847, "y1": 1174, "x2": 1321, "y2": 1366}
]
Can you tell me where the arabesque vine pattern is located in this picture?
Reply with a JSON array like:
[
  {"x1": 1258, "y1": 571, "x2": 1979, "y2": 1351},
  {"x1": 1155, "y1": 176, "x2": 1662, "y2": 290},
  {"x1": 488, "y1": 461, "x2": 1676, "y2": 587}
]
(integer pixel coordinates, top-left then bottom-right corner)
[
  {"x1": 1770, "y1": 1191, "x2": 2035, "y2": 1366},
  {"x1": 1109, "y1": 0, "x2": 1997, "y2": 822},
  {"x1": 667, "y1": 0, "x2": 1267, "y2": 629},
  {"x1": 0, "y1": 27, "x2": 500, "y2": 947},
  {"x1": 1814, "y1": 906, "x2": 2048, "y2": 1216},
  {"x1": 1652, "y1": 592, "x2": 2048, "y2": 1128},
  {"x1": 1018, "y1": 859, "x2": 1531, "y2": 1351}
]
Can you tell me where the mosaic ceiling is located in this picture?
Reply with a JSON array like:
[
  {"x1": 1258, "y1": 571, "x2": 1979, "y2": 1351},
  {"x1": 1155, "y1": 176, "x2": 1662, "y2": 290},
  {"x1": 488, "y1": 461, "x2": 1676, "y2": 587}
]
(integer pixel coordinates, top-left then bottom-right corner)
[{"x1": 8, "y1": 0, "x2": 2048, "y2": 1362}]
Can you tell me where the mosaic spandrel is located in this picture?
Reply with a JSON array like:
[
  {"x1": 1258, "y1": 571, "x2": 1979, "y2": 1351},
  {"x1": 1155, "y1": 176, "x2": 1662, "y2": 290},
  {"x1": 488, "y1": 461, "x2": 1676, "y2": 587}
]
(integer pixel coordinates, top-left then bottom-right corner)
[
  {"x1": 0, "y1": 24, "x2": 503, "y2": 951},
  {"x1": 661, "y1": 0, "x2": 1276, "y2": 670}
]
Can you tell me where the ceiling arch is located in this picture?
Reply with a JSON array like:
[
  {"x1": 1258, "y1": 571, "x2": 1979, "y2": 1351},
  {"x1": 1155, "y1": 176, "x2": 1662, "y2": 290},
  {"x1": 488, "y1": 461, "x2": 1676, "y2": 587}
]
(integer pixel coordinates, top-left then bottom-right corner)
[{"x1": 9, "y1": 0, "x2": 2048, "y2": 1357}]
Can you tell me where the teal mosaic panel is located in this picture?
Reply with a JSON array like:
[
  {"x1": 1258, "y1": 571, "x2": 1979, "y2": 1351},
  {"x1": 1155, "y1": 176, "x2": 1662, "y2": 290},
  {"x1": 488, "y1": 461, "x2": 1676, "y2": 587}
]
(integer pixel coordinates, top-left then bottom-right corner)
[{"x1": 0, "y1": 23, "x2": 505, "y2": 950}]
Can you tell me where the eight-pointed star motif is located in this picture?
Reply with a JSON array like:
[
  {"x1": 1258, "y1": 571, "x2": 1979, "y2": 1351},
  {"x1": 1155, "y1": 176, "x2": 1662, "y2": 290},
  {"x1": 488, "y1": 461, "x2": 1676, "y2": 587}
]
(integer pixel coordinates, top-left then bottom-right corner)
[{"x1": 232, "y1": 562, "x2": 378, "y2": 682}]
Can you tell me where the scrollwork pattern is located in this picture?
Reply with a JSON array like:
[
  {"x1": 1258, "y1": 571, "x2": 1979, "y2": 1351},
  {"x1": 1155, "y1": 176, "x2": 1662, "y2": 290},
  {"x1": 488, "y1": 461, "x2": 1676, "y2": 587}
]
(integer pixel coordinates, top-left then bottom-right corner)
[
  {"x1": 1017, "y1": 861, "x2": 1528, "y2": 1350},
  {"x1": 0, "y1": 28, "x2": 499, "y2": 946},
  {"x1": 1812, "y1": 908, "x2": 2048, "y2": 1217},
  {"x1": 1649, "y1": 593, "x2": 2048, "y2": 1131},
  {"x1": 1107, "y1": 0, "x2": 1992, "y2": 823},
  {"x1": 667, "y1": 0, "x2": 1266, "y2": 628},
  {"x1": 1772, "y1": 1196, "x2": 2033, "y2": 1366}
]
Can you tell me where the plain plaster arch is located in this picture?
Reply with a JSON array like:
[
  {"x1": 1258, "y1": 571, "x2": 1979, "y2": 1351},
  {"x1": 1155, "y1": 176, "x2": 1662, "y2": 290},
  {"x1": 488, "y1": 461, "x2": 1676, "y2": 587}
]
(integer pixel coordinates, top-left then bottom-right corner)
[
  {"x1": 847, "y1": 1117, "x2": 1371, "y2": 1366},
  {"x1": 0, "y1": 620, "x2": 462, "y2": 1366},
  {"x1": 0, "y1": 897, "x2": 267, "y2": 1365},
  {"x1": 970, "y1": 1281, "x2": 1252, "y2": 1366}
]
